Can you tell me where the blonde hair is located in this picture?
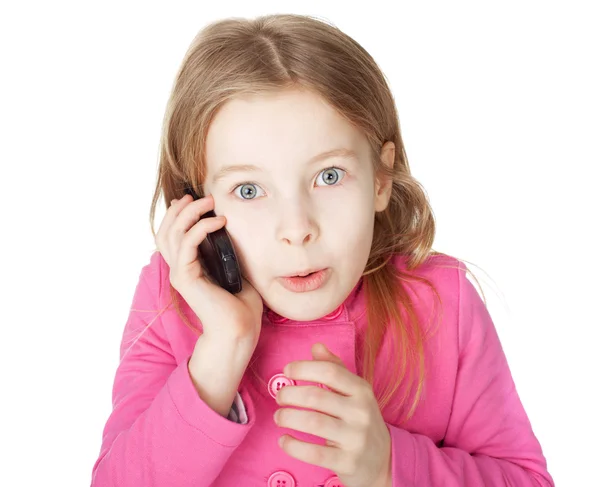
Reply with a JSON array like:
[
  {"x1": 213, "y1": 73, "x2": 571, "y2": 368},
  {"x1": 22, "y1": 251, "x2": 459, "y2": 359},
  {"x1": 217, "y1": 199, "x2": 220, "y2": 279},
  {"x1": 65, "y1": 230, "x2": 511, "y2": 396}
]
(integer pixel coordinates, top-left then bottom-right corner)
[{"x1": 148, "y1": 13, "x2": 487, "y2": 424}]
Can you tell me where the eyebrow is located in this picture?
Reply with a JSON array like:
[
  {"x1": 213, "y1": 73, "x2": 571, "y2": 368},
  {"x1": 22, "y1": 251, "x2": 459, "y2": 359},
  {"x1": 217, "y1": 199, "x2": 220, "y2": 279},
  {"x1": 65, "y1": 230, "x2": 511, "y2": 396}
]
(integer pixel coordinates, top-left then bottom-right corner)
[{"x1": 211, "y1": 147, "x2": 359, "y2": 184}]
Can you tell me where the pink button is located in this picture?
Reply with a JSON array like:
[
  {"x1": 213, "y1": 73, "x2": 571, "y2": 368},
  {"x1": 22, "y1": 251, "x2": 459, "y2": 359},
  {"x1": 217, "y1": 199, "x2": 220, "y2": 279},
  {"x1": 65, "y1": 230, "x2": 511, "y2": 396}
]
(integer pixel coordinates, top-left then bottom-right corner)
[
  {"x1": 324, "y1": 476, "x2": 344, "y2": 487},
  {"x1": 268, "y1": 373, "x2": 296, "y2": 398},
  {"x1": 322, "y1": 305, "x2": 343, "y2": 320},
  {"x1": 267, "y1": 470, "x2": 296, "y2": 486}
]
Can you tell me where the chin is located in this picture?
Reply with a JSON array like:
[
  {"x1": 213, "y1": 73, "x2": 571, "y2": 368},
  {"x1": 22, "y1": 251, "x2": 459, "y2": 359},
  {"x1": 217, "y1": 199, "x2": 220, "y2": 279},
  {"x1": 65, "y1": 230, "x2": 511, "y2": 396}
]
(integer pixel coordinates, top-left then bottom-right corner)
[
  {"x1": 282, "y1": 307, "x2": 331, "y2": 322},
  {"x1": 262, "y1": 289, "x2": 339, "y2": 322}
]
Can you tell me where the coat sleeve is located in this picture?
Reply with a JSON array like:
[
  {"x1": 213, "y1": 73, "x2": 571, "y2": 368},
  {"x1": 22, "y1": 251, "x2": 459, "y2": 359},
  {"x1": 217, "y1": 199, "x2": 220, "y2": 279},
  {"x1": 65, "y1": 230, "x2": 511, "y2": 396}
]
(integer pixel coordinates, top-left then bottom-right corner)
[
  {"x1": 387, "y1": 262, "x2": 554, "y2": 486},
  {"x1": 90, "y1": 258, "x2": 255, "y2": 486}
]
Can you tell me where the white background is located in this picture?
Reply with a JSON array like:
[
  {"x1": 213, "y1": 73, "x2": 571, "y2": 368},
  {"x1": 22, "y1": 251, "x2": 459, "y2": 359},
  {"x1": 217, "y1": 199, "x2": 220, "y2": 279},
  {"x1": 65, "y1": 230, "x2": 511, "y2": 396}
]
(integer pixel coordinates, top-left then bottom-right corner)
[{"x1": 1, "y1": 1, "x2": 598, "y2": 485}]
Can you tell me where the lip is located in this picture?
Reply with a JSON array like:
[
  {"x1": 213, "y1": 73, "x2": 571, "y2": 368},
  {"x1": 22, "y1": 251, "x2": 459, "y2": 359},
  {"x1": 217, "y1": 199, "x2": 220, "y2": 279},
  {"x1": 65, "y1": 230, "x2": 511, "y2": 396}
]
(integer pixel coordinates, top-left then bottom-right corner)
[
  {"x1": 282, "y1": 267, "x2": 324, "y2": 278},
  {"x1": 277, "y1": 268, "x2": 331, "y2": 293}
]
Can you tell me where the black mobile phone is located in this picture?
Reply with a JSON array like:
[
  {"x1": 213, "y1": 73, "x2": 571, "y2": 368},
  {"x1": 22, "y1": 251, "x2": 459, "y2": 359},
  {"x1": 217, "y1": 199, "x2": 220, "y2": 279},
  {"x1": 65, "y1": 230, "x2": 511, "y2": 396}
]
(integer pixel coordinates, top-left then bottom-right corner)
[{"x1": 183, "y1": 185, "x2": 242, "y2": 294}]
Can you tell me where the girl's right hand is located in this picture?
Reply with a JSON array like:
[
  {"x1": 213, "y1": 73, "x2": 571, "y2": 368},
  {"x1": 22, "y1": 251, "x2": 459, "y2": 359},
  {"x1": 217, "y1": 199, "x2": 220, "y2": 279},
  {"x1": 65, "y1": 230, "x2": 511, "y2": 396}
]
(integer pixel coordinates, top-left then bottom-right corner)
[{"x1": 155, "y1": 193, "x2": 263, "y2": 347}]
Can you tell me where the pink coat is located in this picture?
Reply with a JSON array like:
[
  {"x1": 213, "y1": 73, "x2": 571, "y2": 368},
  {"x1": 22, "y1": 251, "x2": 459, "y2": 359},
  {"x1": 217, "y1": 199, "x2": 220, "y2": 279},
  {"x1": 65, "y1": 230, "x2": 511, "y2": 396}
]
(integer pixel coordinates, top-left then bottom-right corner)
[{"x1": 91, "y1": 251, "x2": 554, "y2": 486}]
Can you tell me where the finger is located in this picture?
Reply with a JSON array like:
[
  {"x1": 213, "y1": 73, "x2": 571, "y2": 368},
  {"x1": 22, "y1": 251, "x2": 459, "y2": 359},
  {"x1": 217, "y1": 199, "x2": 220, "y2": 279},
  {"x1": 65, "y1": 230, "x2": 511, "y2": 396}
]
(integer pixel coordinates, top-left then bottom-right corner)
[
  {"x1": 155, "y1": 194, "x2": 193, "y2": 258},
  {"x1": 276, "y1": 385, "x2": 347, "y2": 419},
  {"x1": 311, "y1": 343, "x2": 344, "y2": 366},
  {"x1": 276, "y1": 407, "x2": 345, "y2": 443},
  {"x1": 284, "y1": 360, "x2": 360, "y2": 396},
  {"x1": 169, "y1": 194, "x2": 214, "y2": 237},
  {"x1": 278, "y1": 434, "x2": 342, "y2": 471},
  {"x1": 168, "y1": 195, "x2": 215, "y2": 257},
  {"x1": 177, "y1": 214, "x2": 227, "y2": 274},
  {"x1": 157, "y1": 194, "x2": 192, "y2": 237}
]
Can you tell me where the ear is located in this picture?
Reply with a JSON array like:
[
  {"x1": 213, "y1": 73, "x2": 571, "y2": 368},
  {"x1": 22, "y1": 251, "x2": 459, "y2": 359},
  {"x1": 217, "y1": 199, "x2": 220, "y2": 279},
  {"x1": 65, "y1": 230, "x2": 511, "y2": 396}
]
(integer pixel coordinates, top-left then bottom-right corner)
[{"x1": 374, "y1": 141, "x2": 395, "y2": 212}]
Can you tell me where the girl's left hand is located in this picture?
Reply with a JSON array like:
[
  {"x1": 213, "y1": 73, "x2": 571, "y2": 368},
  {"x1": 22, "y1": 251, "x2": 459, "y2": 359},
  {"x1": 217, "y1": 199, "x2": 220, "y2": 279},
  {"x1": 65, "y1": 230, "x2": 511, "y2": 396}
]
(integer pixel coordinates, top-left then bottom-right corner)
[{"x1": 274, "y1": 343, "x2": 392, "y2": 487}]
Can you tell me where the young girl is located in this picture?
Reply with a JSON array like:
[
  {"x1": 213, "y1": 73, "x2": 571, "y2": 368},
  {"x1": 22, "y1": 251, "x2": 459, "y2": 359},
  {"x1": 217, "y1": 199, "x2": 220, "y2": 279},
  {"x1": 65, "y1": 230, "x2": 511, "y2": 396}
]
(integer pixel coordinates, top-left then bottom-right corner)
[{"x1": 91, "y1": 13, "x2": 554, "y2": 487}]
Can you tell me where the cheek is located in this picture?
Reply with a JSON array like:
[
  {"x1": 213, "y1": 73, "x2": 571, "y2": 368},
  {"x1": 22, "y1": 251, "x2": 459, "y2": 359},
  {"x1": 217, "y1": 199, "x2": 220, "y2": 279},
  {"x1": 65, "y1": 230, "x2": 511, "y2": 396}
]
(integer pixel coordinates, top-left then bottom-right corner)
[
  {"x1": 319, "y1": 186, "x2": 375, "y2": 246},
  {"x1": 334, "y1": 211, "x2": 374, "y2": 255},
  {"x1": 329, "y1": 200, "x2": 375, "y2": 277},
  {"x1": 223, "y1": 211, "x2": 270, "y2": 278}
]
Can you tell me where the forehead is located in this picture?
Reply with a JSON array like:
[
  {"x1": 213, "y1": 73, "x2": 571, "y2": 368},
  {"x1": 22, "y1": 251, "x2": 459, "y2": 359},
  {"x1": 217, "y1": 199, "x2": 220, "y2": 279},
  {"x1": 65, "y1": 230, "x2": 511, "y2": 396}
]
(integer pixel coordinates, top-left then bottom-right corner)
[{"x1": 204, "y1": 89, "x2": 369, "y2": 173}]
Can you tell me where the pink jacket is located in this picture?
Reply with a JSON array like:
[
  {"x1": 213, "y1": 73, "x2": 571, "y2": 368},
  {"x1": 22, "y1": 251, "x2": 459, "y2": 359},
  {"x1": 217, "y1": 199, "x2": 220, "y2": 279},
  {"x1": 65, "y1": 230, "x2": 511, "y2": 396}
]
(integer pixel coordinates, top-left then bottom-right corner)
[{"x1": 91, "y1": 251, "x2": 554, "y2": 486}]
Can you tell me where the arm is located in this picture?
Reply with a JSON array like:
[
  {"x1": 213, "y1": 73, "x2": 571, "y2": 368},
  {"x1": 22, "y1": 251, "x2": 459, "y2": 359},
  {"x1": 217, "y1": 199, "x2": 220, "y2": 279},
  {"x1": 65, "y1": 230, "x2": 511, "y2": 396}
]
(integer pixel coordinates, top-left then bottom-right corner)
[
  {"x1": 91, "y1": 259, "x2": 255, "y2": 486},
  {"x1": 387, "y1": 262, "x2": 554, "y2": 486}
]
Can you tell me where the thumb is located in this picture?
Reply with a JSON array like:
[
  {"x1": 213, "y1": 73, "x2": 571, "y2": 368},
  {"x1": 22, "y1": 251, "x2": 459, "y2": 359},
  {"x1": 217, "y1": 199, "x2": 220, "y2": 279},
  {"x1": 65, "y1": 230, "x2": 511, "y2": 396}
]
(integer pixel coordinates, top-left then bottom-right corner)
[{"x1": 311, "y1": 343, "x2": 345, "y2": 366}]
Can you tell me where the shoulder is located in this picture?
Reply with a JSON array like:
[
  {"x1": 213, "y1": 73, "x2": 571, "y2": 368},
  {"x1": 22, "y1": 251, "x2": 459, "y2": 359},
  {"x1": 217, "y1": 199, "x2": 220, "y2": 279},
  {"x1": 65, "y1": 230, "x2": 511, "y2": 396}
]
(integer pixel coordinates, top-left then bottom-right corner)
[
  {"x1": 386, "y1": 252, "x2": 472, "y2": 337},
  {"x1": 389, "y1": 251, "x2": 467, "y2": 290},
  {"x1": 391, "y1": 252, "x2": 491, "y2": 350}
]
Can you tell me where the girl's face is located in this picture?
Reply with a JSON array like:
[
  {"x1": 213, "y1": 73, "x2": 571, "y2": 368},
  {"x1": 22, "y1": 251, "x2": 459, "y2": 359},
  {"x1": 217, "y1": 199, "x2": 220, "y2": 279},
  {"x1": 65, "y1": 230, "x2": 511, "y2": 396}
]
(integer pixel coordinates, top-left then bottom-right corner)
[{"x1": 203, "y1": 88, "x2": 393, "y2": 321}]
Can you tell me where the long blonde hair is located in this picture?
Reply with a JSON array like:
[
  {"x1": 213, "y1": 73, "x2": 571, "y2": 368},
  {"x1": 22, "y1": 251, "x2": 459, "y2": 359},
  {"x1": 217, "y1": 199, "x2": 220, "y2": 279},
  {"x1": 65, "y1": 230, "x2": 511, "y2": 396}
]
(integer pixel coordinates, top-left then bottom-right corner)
[{"x1": 148, "y1": 13, "x2": 487, "y2": 424}]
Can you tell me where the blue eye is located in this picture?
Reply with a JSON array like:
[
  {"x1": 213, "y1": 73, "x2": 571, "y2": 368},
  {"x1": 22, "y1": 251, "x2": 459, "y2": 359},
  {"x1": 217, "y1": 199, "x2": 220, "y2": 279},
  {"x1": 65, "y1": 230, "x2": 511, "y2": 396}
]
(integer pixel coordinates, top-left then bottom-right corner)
[
  {"x1": 233, "y1": 183, "x2": 265, "y2": 200},
  {"x1": 316, "y1": 167, "x2": 346, "y2": 186},
  {"x1": 232, "y1": 167, "x2": 345, "y2": 200}
]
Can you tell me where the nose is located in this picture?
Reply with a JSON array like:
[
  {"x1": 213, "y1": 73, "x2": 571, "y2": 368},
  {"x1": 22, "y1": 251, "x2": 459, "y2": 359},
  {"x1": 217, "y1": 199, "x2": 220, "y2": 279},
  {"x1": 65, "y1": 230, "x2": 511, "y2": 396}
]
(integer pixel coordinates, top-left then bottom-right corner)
[{"x1": 275, "y1": 200, "x2": 319, "y2": 246}]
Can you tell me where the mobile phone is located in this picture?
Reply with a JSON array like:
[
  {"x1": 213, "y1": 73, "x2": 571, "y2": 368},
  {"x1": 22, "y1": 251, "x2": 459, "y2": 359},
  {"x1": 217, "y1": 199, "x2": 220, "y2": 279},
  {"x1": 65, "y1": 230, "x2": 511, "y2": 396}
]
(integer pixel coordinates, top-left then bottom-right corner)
[{"x1": 183, "y1": 185, "x2": 242, "y2": 294}]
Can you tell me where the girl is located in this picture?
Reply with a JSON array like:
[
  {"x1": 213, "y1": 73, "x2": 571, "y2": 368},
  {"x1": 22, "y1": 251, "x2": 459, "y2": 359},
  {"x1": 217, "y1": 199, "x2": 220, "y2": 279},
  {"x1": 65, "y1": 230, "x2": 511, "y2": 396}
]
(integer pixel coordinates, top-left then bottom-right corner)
[{"x1": 91, "y1": 13, "x2": 554, "y2": 487}]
